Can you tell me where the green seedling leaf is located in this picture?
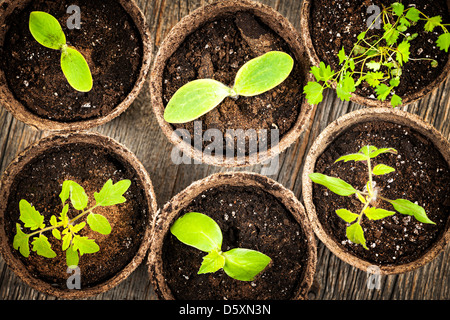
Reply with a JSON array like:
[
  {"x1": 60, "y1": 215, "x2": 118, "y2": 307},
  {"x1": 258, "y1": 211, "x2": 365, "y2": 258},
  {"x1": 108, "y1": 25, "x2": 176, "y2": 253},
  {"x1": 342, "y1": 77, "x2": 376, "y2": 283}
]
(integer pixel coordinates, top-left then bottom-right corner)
[
  {"x1": 29, "y1": 11, "x2": 66, "y2": 50},
  {"x1": 372, "y1": 164, "x2": 395, "y2": 175},
  {"x1": 13, "y1": 224, "x2": 30, "y2": 258},
  {"x1": 222, "y1": 248, "x2": 271, "y2": 281},
  {"x1": 364, "y1": 207, "x2": 396, "y2": 220},
  {"x1": 405, "y1": 7, "x2": 421, "y2": 22},
  {"x1": 87, "y1": 213, "x2": 111, "y2": 235},
  {"x1": 72, "y1": 235, "x2": 100, "y2": 256},
  {"x1": 233, "y1": 51, "x2": 294, "y2": 96},
  {"x1": 62, "y1": 233, "x2": 72, "y2": 251},
  {"x1": 391, "y1": 2, "x2": 405, "y2": 16},
  {"x1": 389, "y1": 199, "x2": 435, "y2": 224},
  {"x1": 311, "y1": 62, "x2": 335, "y2": 82},
  {"x1": 396, "y1": 41, "x2": 410, "y2": 66},
  {"x1": 60, "y1": 180, "x2": 88, "y2": 211},
  {"x1": 336, "y1": 73, "x2": 355, "y2": 101},
  {"x1": 66, "y1": 245, "x2": 79, "y2": 267},
  {"x1": 19, "y1": 199, "x2": 45, "y2": 230},
  {"x1": 309, "y1": 173, "x2": 357, "y2": 196},
  {"x1": 424, "y1": 16, "x2": 442, "y2": 32},
  {"x1": 359, "y1": 146, "x2": 378, "y2": 156},
  {"x1": 366, "y1": 61, "x2": 381, "y2": 71},
  {"x1": 375, "y1": 83, "x2": 391, "y2": 101},
  {"x1": 436, "y1": 33, "x2": 450, "y2": 52},
  {"x1": 164, "y1": 79, "x2": 233, "y2": 123},
  {"x1": 336, "y1": 209, "x2": 359, "y2": 223},
  {"x1": 365, "y1": 72, "x2": 384, "y2": 87},
  {"x1": 346, "y1": 223, "x2": 368, "y2": 249},
  {"x1": 198, "y1": 250, "x2": 225, "y2": 275},
  {"x1": 369, "y1": 147, "x2": 398, "y2": 158},
  {"x1": 94, "y1": 179, "x2": 131, "y2": 207},
  {"x1": 335, "y1": 153, "x2": 368, "y2": 163},
  {"x1": 383, "y1": 28, "x2": 400, "y2": 46},
  {"x1": 338, "y1": 47, "x2": 346, "y2": 64},
  {"x1": 303, "y1": 81, "x2": 324, "y2": 105},
  {"x1": 31, "y1": 234, "x2": 56, "y2": 258},
  {"x1": 170, "y1": 212, "x2": 222, "y2": 253},
  {"x1": 391, "y1": 94, "x2": 402, "y2": 107},
  {"x1": 61, "y1": 46, "x2": 93, "y2": 92}
]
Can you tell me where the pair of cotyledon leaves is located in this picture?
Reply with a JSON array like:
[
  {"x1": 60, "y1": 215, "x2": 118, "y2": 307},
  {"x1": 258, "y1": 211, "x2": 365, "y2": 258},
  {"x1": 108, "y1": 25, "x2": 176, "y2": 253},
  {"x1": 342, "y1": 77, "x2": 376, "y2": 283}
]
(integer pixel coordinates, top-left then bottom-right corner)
[
  {"x1": 170, "y1": 212, "x2": 271, "y2": 282},
  {"x1": 164, "y1": 51, "x2": 294, "y2": 123},
  {"x1": 29, "y1": 11, "x2": 92, "y2": 92}
]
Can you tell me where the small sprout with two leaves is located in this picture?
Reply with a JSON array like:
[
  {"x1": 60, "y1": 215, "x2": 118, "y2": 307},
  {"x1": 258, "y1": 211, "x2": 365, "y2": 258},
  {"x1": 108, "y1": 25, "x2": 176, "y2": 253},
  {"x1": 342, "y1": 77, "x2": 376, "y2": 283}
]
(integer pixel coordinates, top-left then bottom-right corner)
[
  {"x1": 170, "y1": 212, "x2": 271, "y2": 281},
  {"x1": 13, "y1": 179, "x2": 131, "y2": 267},
  {"x1": 303, "y1": 2, "x2": 450, "y2": 107},
  {"x1": 163, "y1": 51, "x2": 294, "y2": 123},
  {"x1": 29, "y1": 11, "x2": 93, "y2": 92},
  {"x1": 309, "y1": 146, "x2": 435, "y2": 249}
]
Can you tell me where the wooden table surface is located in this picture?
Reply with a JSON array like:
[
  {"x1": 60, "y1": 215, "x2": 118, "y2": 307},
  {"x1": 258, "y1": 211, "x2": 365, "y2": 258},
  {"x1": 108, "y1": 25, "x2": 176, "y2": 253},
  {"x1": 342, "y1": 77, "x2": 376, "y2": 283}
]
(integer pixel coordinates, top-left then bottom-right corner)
[{"x1": 0, "y1": 0, "x2": 448, "y2": 300}]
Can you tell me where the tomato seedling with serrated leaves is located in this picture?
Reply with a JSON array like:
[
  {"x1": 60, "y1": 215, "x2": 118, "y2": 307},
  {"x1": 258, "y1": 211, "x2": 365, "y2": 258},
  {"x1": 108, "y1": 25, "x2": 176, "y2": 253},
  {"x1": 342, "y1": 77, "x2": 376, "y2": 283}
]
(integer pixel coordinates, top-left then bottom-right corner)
[
  {"x1": 303, "y1": 2, "x2": 450, "y2": 107},
  {"x1": 309, "y1": 146, "x2": 435, "y2": 250},
  {"x1": 13, "y1": 179, "x2": 131, "y2": 267},
  {"x1": 29, "y1": 11, "x2": 93, "y2": 92},
  {"x1": 170, "y1": 212, "x2": 271, "y2": 281},
  {"x1": 163, "y1": 51, "x2": 294, "y2": 123}
]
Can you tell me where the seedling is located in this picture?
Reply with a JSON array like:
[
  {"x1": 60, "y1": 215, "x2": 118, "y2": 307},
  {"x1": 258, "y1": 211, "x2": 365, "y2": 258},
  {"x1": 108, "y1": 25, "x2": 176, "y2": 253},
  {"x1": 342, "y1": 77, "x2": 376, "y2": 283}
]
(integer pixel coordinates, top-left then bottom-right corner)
[
  {"x1": 170, "y1": 212, "x2": 271, "y2": 281},
  {"x1": 309, "y1": 146, "x2": 435, "y2": 249},
  {"x1": 164, "y1": 51, "x2": 294, "y2": 123},
  {"x1": 304, "y1": 2, "x2": 450, "y2": 107},
  {"x1": 13, "y1": 179, "x2": 131, "y2": 267},
  {"x1": 29, "y1": 11, "x2": 93, "y2": 92}
]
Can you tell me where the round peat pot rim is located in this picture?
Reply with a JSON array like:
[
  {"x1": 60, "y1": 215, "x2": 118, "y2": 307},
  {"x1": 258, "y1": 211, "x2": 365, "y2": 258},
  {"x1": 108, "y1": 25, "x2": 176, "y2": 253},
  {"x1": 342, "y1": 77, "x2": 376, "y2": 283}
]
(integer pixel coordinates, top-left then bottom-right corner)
[
  {"x1": 0, "y1": 131, "x2": 158, "y2": 298},
  {"x1": 150, "y1": 0, "x2": 314, "y2": 168},
  {"x1": 300, "y1": 0, "x2": 450, "y2": 108},
  {"x1": 0, "y1": 0, "x2": 152, "y2": 132},
  {"x1": 148, "y1": 171, "x2": 317, "y2": 300},
  {"x1": 302, "y1": 107, "x2": 450, "y2": 275}
]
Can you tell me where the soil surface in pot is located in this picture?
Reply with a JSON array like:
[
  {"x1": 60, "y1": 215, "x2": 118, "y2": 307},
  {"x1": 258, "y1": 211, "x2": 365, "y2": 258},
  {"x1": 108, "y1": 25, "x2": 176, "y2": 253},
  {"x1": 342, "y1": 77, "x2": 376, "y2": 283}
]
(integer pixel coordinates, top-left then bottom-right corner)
[
  {"x1": 312, "y1": 121, "x2": 449, "y2": 265},
  {"x1": 310, "y1": 0, "x2": 449, "y2": 99},
  {"x1": 1, "y1": 0, "x2": 143, "y2": 122},
  {"x1": 163, "y1": 12, "x2": 305, "y2": 155},
  {"x1": 162, "y1": 185, "x2": 309, "y2": 300},
  {"x1": 4, "y1": 142, "x2": 149, "y2": 289}
]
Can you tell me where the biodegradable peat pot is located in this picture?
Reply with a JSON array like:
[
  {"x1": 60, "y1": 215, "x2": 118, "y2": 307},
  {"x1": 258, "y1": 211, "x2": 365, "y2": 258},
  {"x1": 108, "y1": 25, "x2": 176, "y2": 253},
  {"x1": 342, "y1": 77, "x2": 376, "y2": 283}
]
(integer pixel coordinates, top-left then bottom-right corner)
[
  {"x1": 300, "y1": 0, "x2": 450, "y2": 107},
  {"x1": 148, "y1": 172, "x2": 317, "y2": 300},
  {"x1": 0, "y1": 132, "x2": 157, "y2": 298},
  {"x1": 150, "y1": 0, "x2": 314, "y2": 167},
  {"x1": 302, "y1": 108, "x2": 450, "y2": 275},
  {"x1": 0, "y1": 0, "x2": 151, "y2": 131}
]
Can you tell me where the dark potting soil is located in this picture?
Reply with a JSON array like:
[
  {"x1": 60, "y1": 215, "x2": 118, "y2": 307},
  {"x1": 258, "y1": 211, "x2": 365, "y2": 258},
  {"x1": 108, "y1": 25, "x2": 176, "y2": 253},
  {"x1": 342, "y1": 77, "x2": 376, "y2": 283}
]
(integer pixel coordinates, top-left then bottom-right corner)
[
  {"x1": 310, "y1": 0, "x2": 449, "y2": 99},
  {"x1": 162, "y1": 185, "x2": 310, "y2": 300},
  {"x1": 4, "y1": 142, "x2": 148, "y2": 289},
  {"x1": 1, "y1": 0, "x2": 142, "y2": 122},
  {"x1": 312, "y1": 121, "x2": 449, "y2": 265},
  {"x1": 162, "y1": 13, "x2": 305, "y2": 155}
]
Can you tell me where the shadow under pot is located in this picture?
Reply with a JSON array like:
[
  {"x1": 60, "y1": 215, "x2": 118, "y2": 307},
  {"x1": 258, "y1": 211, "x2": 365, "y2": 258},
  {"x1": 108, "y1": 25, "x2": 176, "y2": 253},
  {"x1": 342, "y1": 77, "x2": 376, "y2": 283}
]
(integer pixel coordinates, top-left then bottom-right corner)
[
  {"x1": 302, "y1": 108, "x2": 450, "y2": 274},
  {"x1": 148, "y1": 172, "x2": 317, "y2": 300},
  {"x1": 300, "y1": 0, "x2": 450, "y2": 107},
  {"x1": 151, "y1": 0, "x2": 314, "y2": 167},
  {"x1": 0, "y1": 132, "x2": 157, "y2": 298},
  {"x1": 0, "y1": 0, "x2": 151, "y2": 131}
]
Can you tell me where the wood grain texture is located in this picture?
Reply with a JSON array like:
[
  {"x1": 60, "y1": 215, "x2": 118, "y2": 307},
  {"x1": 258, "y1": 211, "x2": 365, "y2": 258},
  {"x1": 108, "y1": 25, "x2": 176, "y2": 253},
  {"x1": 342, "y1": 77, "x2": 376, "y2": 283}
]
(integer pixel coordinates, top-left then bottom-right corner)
[{"x1": 0, "y1": 0, "x2": 448, "y2": 300}]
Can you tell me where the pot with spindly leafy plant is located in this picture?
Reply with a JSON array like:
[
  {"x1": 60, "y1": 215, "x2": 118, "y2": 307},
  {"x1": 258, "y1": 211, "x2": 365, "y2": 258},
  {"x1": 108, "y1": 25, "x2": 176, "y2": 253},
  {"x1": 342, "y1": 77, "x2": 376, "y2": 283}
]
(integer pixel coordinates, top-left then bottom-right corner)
[
  {"x1": 0, "y1": 132, "x2": 157, "y2": 298},
  {"x1": 148, "y1": 172, "x2": 317, "y2": 300},
  {"x1": 0, "y1": 0, "x2": 151, "y2": 131},
  {"x1": 150, "y1": 0, "x2": 314, "y2": 167},
  {"x1": 302, "y1": 108, "x2": 450, "y2": 274},
  {"x1": 301, "y1": 0, "x2": 450, "y2": 108}
]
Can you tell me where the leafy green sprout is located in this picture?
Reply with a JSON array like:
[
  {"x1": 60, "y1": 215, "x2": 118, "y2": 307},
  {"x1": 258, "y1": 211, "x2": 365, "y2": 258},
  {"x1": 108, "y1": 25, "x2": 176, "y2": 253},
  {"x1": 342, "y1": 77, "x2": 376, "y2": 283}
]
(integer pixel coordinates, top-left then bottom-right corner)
[
  {"x1": 303, "y1": 2, "x2": 450, "y2": 107},
  {"x1": 163, "y1": 51, "x2": 294, "y2": 123},
  {"x1": 13, "y1": 179, "x2": 131, "y2": 267},
  {"x1": 170, "y1": 212, "x2": 271, "y2": 281},
  {"x1": 29, "y1": 11, "x2": 93, "y2": 92},
  {"x1": 309, "y1": 146, "x2": 435, "y2": 249}
]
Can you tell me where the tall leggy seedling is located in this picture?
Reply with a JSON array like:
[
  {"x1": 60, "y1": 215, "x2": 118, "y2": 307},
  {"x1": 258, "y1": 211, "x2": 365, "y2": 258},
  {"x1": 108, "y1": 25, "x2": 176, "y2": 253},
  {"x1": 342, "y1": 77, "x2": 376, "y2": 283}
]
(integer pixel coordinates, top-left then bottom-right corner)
[{"x1": 309, "y1": 146, "x2": 435, "y2": 249}]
